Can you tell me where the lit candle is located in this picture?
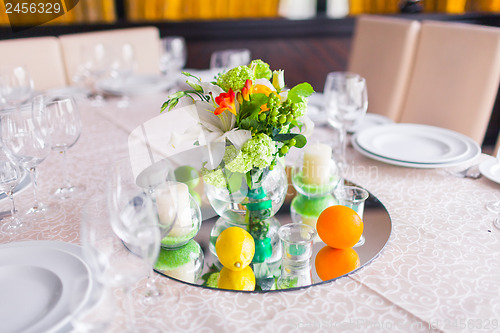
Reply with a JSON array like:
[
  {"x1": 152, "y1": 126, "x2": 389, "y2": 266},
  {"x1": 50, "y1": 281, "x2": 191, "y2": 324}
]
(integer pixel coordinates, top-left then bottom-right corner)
[
  {"x1": 302, "y1": 143, "x2": 332, "y2": 185},
  {"x1": 156, "y1": 182, "x2": 192, "y2": 237}
]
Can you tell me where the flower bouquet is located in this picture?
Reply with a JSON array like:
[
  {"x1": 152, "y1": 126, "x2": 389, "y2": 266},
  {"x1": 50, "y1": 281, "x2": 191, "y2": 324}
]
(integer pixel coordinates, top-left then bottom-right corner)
[{"x1": 162, "y1": 60, "x2": 314, "y2": 267}]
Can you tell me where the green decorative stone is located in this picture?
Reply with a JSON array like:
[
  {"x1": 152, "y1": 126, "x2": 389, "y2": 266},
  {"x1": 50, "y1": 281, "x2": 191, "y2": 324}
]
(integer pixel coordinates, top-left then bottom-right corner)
[
  {"x1": 291, "y1": 194, "x2": 336, "y2": 218},
  {"x1": 253, "y1": 237, "x2": 272, "y2": 263},
  {"x1": 161, "y1": 228, "x2": 198, "y2": 247},
  {"x1": 155, "y1": 239, "x2": 200, "y2": 271},
  {"x1": 292, "y1": 171, "x2": 338, "y2": 196}
]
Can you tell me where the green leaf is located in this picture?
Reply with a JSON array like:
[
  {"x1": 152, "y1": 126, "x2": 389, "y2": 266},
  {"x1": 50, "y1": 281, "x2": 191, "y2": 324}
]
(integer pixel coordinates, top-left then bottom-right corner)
[
  {"x1": 272, "y1": 133, "x2": 307, "y2": 148},
  {"x1": 287, "y1": 83, "x2": 314, "y2": 104}
]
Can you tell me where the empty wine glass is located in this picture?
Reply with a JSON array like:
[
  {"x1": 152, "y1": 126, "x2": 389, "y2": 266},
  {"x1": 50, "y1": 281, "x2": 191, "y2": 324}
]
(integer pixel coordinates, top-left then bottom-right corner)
[
  {"x1": 210, "y1": 48, "x2": 251, "y2": 72},
  {"x1": 80, "y1": 194, "x2": 149, "y2": 331},
  {"x1": 110, "y1": 43, "x2": 136, "y2": 108},
  {"x1": 0, "y1": 65, "x2": 34, "y2": 112},
  {"x1": 107, "y1": 157, "x2": 178, "y2": 303},
  {"x1": 324, "y1": 72, "x2": 368, "y2": 186},
  {"x1": 0, "y1": 145, "x2": 26, "y2": 234},
  {"x1": 38, "y1": 95, "x2": 85, "y2": 199},
  {"x1": 1, "y1": 96, "x2": 53, "y2": 218},
  {"x1": 82, "y1": 43, "x2": 110, "y2": 107},
  {"x1": 159, "y1": 36, "x2": 187, "y2": 76}
]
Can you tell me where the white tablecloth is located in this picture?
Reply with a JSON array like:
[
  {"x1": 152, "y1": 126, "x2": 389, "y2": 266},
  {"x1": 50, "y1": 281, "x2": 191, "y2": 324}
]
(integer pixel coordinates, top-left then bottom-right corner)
[{"x1": 1, "y1": 92, "x2": 499, "y2": 333}]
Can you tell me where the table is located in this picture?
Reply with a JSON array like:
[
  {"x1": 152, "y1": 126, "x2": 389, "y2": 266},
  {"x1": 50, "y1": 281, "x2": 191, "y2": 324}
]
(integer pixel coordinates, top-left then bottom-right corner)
[{"x1": 1, "y1": 92, "x2": 499, "y2": 332}]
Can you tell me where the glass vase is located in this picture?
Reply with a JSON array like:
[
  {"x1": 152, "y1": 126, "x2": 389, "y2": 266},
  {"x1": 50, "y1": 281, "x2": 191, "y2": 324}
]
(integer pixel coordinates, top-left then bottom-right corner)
[{"x1": 206, "y1": 163, "x2": 287, "y2": 267}]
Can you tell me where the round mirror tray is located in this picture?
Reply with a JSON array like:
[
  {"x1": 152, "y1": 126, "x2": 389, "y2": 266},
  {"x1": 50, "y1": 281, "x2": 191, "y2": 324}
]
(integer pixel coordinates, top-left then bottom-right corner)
[{"x1": 154, "y1": 183, "x2": 392, "y2": 292}]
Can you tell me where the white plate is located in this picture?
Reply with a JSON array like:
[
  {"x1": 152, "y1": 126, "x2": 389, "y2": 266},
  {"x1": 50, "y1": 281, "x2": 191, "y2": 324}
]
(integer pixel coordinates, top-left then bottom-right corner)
[
  {"x1": 356, "y1": 124, "x2": 470, "y2": 164},
  {"x1": 0, "y1": 266, "x2": 63, "y2": 332},
  {"x1": 97, "y1": 74, "x2": 174, "y2": 96},
  {"x1": 479, "y1": 158, "x2": 500, "y2": 184},
  {"x1": 0, "y1": 242, "x2": 92, "y2": 333},
  {"x1": 348, "y1": 113, "x2": 394, "y2": 133},
  {"x1": 352, "y1": 133, "x2": 481, "y2": 169}
]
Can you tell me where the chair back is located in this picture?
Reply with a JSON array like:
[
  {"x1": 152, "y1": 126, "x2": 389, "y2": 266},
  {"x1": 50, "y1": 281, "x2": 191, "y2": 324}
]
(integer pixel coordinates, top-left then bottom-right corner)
[
  {"x1": 0, "y1": 36, "x2": 67, "y2": 90},
  {"x1": 348, "y1": 15, "x2": 421, "y2": 121},
  {"x1": 399, "y1": 20, "x2": 500, "y2": 144}
]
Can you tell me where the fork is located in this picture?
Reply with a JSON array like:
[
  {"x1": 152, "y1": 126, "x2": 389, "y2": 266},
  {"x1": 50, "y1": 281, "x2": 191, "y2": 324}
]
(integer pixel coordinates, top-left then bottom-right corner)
[{"x1": 446, "y1": 164, "x2": 482, "y2": 179}]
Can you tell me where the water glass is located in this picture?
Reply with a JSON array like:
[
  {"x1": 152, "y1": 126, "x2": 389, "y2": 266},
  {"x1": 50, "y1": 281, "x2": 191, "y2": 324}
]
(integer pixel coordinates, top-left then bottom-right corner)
[
  {"x1": 1, "y1": 96, "x2": 53, "y2": 218},
  {"x1": 41, "y1": 95, "x2": 85, "y2": 199},
  {"x1": 110, "y1": 43, "x2": 136, "y2": 108},
  {"x1": 279, "y1": 223, "x2": 316, "y2": 262},
  {"x1": 0, "y1": 146, "x2": 25, "y2": 234},
  {"x1": 335, "y1": 185, "x2": 369, "y2": 247},
  {"x1": 323, "y1": 72, "x2": 368, "y2": 186},
  {"x1": 81, "y1": 43, "x2": 110, "y2": 107},
  {"x1": 210, "y1": 49, "x2": 251, "y2": 72},
  {"x1": 277, "y1": 223, "x2": 316, "y2": 289},
  {"x1": 159, "y1": 36, "x2": 187, "y2": 76}
]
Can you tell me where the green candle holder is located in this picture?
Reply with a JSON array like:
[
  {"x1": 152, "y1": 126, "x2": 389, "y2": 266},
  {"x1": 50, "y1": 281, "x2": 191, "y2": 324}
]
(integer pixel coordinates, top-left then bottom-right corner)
[{"x1": 290, "y1": 193, "x2": 337, "y2": 231}]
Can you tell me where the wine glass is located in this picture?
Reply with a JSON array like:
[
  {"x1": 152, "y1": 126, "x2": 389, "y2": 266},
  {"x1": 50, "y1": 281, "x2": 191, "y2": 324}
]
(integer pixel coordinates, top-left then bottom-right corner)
[
  {"x1": 210, "y1": 48, "x2": 251, "y2": 72},
  {"x1": 159, "y1": 36, "x2": 187, "y2": 76},
  {"x1": 1, "y1": 96, "x2": 53, "y2": 218},
  {"x1": 38, "y1": 95, "x2": 85, "y2": 199},
  {"x1": 0, "y1": 145, "x2": 26, "y2": 234},
  {"x1": 80, "y1": 194, "x2": 149, "y2": 331},
  {"x1": 110, "y1": 43, "x2": 136, "y2": 108},
  {"x1": 81, "y1": 43, "x2": 110, "y2": 107},
  {"x1": 107, "y1": 157, "x2": 178, "y2": 303},
  {"x1": 324, "y1": 72, "x2": 368, "y2": 186},
  {"x1": 0, "y1": 65, "x2": 34, "y2": 112}
]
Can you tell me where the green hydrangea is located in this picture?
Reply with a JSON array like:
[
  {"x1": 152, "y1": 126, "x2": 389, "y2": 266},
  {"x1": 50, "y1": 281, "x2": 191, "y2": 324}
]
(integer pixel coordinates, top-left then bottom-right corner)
[
  {"x1": 249, "y1": 60, "x2": 272, "y2": 80},
  {"x1": 224, "y1": 145, "x2": 252, "y2": 174},
  {"x1": 217, "y1": 66, "x2": 255, "y2": 92},
  {"x1": 201, "y1": 166, "x2": 228, "y2": 188},
  {"x1": 241, "y1": 133, "x2": 277, "y2": 169}
]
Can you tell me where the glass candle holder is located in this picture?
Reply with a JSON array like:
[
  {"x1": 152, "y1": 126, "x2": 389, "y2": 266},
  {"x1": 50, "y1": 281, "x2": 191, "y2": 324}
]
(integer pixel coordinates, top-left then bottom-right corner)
[
  {"x1": 334, "y1": 185, "x2": 369, "y2": 247},
  {"x1": 291, "y1": 143, "x2": 341, "y2": 198},
  {"x1": 277, "y1": 223, "x2": 316, "y2": 289}
]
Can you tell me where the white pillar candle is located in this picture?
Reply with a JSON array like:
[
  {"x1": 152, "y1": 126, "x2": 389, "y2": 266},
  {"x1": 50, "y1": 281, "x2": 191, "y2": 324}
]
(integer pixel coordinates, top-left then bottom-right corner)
[
  {"x1": 302, "y1": 143, "x2": 332, "y2": 185},
  {"x1": 157, "y1": 182, "x2": 192, "y2": 237}
]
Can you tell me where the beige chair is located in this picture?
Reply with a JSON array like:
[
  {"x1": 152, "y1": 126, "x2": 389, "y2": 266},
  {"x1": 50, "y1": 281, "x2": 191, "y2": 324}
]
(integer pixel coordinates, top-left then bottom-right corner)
[
  {"x1": 0, "y1": 37, "x2": 67, "y2": 90},
  {"x1": 399, "y1": 20, "x2": 500, "y2": 144},
  {"x1": 347, "y1": 15, "x2": 421, "y2": 121},
  {"x1": 58, "y1": 26, "x2": 161, "y2": 83}
]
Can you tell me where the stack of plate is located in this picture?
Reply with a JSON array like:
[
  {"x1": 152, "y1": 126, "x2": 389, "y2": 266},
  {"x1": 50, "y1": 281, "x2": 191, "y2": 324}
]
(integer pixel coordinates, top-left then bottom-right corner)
[
  {"x1": 352, "y1": 123, "x2": 481, "y2": 168},
  {"x1": 0, "y1": 241, "x2": 92, "y2": 333}
]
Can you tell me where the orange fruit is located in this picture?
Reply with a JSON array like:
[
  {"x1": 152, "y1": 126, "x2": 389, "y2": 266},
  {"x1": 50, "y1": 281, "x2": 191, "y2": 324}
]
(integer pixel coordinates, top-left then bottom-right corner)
[
  {"x1": 315, "y1": 246, "x2": 360, "y2": 281},
  {"x1": 316, "y1": 205, "x2": 363, "y2": 249}
]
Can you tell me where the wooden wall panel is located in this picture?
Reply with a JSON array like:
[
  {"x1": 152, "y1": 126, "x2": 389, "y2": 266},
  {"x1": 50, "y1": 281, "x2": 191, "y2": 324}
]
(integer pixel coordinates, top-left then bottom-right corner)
[{"x1": 186, "y1": 37, "x2": 352, "y2": 92}]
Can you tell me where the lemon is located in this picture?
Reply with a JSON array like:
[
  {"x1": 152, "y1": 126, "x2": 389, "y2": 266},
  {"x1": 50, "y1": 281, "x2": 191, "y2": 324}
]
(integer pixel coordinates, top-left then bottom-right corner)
[
  {"x1": 215, "y1": 227, "x2": 255, "y2": 271},
  {"x1": 217, "y1": 266, "x2": 255, "y2": 291}
]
